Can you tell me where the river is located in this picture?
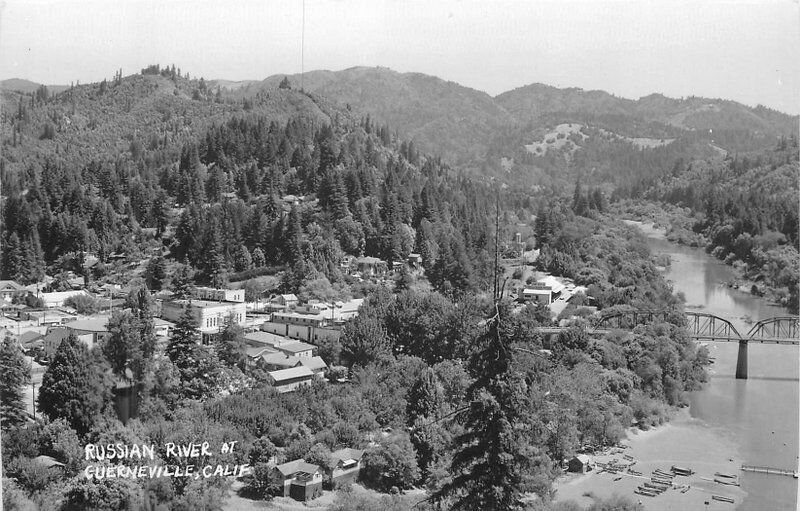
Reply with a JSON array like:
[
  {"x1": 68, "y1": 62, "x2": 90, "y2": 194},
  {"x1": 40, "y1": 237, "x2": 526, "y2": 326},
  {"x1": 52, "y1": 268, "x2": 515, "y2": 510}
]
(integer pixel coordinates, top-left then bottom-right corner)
[{"x1": 635, "y1": 222, "x2": 799, "y2": 510}]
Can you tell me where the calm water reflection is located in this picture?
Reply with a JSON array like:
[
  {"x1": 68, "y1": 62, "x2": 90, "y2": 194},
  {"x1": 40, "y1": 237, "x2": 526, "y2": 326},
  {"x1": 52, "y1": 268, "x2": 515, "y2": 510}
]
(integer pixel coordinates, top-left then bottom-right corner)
[{"x1": 642, "y1": 229, "x2": 798, "y2": 510}]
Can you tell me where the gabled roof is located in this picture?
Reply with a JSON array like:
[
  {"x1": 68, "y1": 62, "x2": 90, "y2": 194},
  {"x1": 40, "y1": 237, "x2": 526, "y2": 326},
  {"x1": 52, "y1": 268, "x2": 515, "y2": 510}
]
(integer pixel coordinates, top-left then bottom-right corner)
[
  {"x1": 260, "y1": 352, "x2": 301, "y2": 368},
  {"x1": 274, "y1": 459, "x2": 320, "y2": 477},
  {"x1": 269, "y1": 366, "x2": 315, "y2": 382},
  {"x1": 19, "y1": 331, "x2": 44, "y2": 346},
  {"x1": 0, "y1": 280, "x2": 24, "y2": 291},
  {"x1": 298, "y1": 356, "x2": 327, "y2": 371},
  {"x1": 43, "y1": 327, "x2": 72, "y2": 344}
]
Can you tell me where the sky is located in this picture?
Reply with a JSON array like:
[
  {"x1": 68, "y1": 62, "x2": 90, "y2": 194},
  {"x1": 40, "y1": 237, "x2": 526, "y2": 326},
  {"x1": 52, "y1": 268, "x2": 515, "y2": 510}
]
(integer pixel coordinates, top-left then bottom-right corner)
[{"x1": 1, "y1": 0, "x2": 798, "y2": 114}]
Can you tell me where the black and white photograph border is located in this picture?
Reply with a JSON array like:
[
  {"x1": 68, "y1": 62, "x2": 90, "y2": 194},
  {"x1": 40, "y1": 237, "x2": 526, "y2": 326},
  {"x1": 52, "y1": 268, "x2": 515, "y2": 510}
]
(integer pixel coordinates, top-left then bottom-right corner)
[{"x1": 0, "y1": 1, "x2": 798, "y2": 510}]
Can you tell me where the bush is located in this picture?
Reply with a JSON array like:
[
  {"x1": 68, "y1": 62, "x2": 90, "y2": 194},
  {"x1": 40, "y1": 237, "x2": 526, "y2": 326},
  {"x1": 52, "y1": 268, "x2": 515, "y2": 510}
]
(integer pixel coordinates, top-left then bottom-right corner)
[{"x1": 63, "y1": 294, "x2": 103, "y2": 314}]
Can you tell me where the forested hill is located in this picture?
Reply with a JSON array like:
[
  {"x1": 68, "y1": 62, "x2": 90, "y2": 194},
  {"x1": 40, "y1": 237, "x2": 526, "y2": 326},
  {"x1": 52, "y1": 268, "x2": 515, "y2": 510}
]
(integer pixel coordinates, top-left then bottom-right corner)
[
  {"x1": 218, "y1": 67, "x2": 797, "y2": 175},
  {"x1": 252, "y1": 67, "x2": 515, "y2": 165},
  {"x1": 0, "y1": 66, "x2": 506, "y2": 294}
]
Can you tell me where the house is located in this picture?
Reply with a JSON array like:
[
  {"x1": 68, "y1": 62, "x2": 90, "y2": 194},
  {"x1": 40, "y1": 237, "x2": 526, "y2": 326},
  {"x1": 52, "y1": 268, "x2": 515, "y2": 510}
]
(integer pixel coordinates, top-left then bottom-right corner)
[
  {"x1": 259, "y1": 352, "x2": 303, "y2": 371},
  {"x1": 568, "y1": 455, "x2": 592, "y2": 473},
  {"x1": 354, "y1": 256, "x2": 387, "y2": 277},
  {"x1": 18, "y1": 331, "x2": 44, "y2": 351},
  {"x1": 0, "y1": 280, "x2": 25, "y2": 301},
  {"x1": 245, "y1": 331, "x2": 315, "y2": 358},
  {"x1": 160, "y1": 299, "x2": 247, "y2": 344},
  {"x1": 268, "y1": 366, "x2": 316, "y2": 393},
  {"x1": 538, "y1": 276, "x2": 565, "y2": 295},
  {"x1": 327, "y1": 448, "x2": 364, "y2": 489},
  {"x1": 273, "y1": 294, "x2": 299, "y2": 308},
  {"x1": 272, "y1": 460, "x2": 323, "y2": 501},
  {"x1": 152, "y1": 318, "x2": 175, "y2": 338},
  {"x1": 407, "y1": 253, "x2": 422, "y2": 269},
  {"x1": 521, "y1": 285, "x2": 552, "y2": 304},
  {"x1": 66, "y1": 316, "x2": 112, "y2": 344},
  {"x1": 41, "y1": 327, "x2": 93, "y2": 358},
  {"x1": 298, "y1": 356, "x2": 327, "y2": 378}
]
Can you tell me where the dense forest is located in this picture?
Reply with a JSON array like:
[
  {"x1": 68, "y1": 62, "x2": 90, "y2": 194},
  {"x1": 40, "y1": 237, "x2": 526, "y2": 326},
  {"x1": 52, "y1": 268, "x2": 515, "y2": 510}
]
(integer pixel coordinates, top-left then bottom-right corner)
[
  {"x1": 0, "y1": 66, "x2": 790, "y2": 511},
  {"x1": 617, "y1": 137, "x2": 800, "y2": 312}
]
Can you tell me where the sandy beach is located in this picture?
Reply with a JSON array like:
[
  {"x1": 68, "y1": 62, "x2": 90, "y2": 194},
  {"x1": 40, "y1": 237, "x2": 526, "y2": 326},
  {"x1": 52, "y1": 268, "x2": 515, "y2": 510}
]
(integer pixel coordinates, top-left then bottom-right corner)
[{"x1": 553, "y1": 408, "x2": 747, "y2": 510}]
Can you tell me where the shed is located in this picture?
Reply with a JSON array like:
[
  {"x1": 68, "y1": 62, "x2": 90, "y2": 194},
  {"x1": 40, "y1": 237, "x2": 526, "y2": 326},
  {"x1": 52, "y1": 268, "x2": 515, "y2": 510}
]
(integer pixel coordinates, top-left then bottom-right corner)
[{"x1": 568, "y1": 454, "x2": 592, "y2": 473}]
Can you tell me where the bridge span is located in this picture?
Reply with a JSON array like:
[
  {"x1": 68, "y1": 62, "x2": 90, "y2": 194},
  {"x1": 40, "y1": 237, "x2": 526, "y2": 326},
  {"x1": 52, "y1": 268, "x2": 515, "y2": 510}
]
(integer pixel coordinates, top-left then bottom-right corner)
[{"x1": 548, "y1": 311, "x2": 799, "y2": 379}]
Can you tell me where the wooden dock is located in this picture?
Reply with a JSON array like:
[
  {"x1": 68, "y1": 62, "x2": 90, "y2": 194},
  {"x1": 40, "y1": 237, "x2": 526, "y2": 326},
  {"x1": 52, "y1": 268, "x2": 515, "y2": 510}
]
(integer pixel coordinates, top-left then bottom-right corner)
[{"x1": 741, "y1": 465, "x2": 797, "y2": 478}]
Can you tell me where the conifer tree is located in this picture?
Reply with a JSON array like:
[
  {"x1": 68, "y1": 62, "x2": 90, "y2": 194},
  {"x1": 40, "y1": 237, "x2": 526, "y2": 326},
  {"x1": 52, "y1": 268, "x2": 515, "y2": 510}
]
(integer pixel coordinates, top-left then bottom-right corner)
[
  {"x1": 434, "y1": 304, "x2": 551, "y2": 510},
  {"x1": 0, "y1": 334, "x2": 30, "y2": 430},
  {"x1": 38, "y1": 333, "x2": 107, "y2": 436}
]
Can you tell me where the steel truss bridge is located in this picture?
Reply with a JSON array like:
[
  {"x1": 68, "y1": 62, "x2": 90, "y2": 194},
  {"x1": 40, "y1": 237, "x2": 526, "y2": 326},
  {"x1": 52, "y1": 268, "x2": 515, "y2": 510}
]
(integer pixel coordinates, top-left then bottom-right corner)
[{"x1": 588, "y1": 311, "x2": 799, "y2": 379}]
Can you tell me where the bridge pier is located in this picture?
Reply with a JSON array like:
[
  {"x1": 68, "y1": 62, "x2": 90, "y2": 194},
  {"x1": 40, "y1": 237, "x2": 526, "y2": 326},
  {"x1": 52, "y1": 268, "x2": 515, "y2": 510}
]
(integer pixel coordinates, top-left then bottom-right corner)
[{"x1": 735, "y1": 340, "x2": 748, "y2": 380}]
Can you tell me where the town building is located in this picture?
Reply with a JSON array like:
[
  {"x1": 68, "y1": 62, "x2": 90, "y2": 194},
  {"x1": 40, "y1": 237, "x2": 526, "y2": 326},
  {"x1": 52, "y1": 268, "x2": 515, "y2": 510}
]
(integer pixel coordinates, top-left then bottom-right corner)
[
  {"x1": 0, "y1": 280, "x2": 25, "y2": 301},
  {"x1": 160, "y1": 299, "x2": 246, "y2": 344},
  {"x1": 259, "y1": 299, "x2": 362, "y2": 343},
  {"x1": 272, "y1": 460, "x2": 324, "y2": 501},
  {"x1": 66, "y1": 316, "x2": 112, "y2": 345},
  {"x1": 268, "y1": 366, "x2": 317, "y2": 393},
  {"x1": 245, "y1": 331, "x2": 314, "y2": 357},
  {"x1": 327, "y1": 448, "x2": 365, "y2": 489},
  {"x1": 41, "y1": 327, "x2": 94, "y2": 358},
  {"x1": 521, "y1": 285, "x2": 553, "y2": 304}
]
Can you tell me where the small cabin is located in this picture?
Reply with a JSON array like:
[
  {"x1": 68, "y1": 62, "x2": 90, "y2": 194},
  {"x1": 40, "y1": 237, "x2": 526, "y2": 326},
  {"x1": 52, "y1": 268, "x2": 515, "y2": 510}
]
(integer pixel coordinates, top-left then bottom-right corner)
[{"x1": 568, "y1": 455, "x2": 592, "y2": 474}]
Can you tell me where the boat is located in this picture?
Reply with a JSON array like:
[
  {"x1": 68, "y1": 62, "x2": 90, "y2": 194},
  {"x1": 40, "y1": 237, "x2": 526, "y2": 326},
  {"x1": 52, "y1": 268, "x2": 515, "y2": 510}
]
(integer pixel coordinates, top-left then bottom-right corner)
[
  {"x1": 671, "y1": 465, "x2": 694, "y2": 476},
  {"x1": 714, "y1": 477, "x2": 740, "y2": 486},
  {"x1": 712, "y1": 495, "x2": 735, "y2": 504},
  {"x1": 613, "y1": 476, "x2": 622, "y2": 481},
  {"x1": 714, "y1": 472, "x2": 737, "y2": 479}
]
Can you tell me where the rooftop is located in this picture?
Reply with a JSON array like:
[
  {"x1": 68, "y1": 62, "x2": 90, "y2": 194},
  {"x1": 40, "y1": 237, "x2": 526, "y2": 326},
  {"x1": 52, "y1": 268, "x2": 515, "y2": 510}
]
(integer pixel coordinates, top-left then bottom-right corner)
[
  {"x1": 0, "y1": 280, "x2": 24, "y2": 291},
  {"x1": 298, "y1": 356, "x2": 327, "y2": 371},
  {"x1": 278, "y1": 341, "x2": 315, "y2": 353},
  {"x1": 275, "y1": 459, "x2": 320, "y2": 477},
  {"x1": 67, "y1": 317, "x2": 111, "y2": 332},
  {"x1": 331, "y1": 448, "x2": 364, "y2": 463},
  {"x1": 269, "y1": 366, "x2": 315, "y2": 382}
]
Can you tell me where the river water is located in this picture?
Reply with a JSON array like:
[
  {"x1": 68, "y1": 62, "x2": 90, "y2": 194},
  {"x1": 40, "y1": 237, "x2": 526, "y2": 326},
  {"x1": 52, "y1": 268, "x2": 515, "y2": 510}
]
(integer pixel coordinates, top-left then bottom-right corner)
[{"x1": 636, "y1": 223, "x2": 799, "y2": 510}]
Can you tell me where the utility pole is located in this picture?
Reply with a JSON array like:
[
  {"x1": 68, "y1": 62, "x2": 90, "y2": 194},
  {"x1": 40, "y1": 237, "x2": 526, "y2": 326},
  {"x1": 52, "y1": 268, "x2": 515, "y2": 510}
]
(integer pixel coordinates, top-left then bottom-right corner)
[{"x1": 493, "y1": 190, "x2": 501, "y2": 303}]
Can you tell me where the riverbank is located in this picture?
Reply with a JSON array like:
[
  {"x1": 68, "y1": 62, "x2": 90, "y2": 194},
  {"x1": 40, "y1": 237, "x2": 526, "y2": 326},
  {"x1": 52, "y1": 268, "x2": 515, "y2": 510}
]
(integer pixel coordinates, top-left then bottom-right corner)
[{"x1": 554, "y1": 408, "x2": 747, "y2": 510}]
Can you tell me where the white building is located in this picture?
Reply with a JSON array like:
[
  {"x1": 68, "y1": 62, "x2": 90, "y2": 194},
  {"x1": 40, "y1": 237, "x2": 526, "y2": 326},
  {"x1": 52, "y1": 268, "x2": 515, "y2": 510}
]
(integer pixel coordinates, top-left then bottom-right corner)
[{"x1": 161, "y1": 299, "x2": 247, "y2": 344}]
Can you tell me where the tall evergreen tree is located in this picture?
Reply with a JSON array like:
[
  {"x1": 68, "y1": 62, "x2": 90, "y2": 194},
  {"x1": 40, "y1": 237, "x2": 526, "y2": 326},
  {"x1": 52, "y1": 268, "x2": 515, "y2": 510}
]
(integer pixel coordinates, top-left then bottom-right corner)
[
  {"x1": 433, "y1": 304, "x2": 551, "y2": 510},
  {"x1": 38, "y1": 333, "x2": 107, "y2": 436},
  {"x1": 0, "y1": 334, "x2": 30, "y2": 430}
]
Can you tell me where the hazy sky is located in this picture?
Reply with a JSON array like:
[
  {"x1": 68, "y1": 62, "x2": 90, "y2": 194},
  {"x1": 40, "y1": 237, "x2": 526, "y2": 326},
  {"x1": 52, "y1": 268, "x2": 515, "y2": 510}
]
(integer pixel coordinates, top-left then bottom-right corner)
[{"x1": 1, "y1": 0, "x2": 798, "y2": 113}]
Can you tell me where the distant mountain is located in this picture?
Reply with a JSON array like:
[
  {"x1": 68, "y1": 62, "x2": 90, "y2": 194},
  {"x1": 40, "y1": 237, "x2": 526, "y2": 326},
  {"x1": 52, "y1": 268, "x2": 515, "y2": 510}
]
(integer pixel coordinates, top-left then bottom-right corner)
[
  {"x1": 5, "y1": 66, "x2": 796, "y2": 189},
  {"x1": 244, "y1": 67, "x2": 797, "y2": 172},
  {"x1": 1, "y1": 78, "x2": 69, "y2": 95},
  {"x1": 257, "y1": 67, "x2": 515, "y2": 164}
]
